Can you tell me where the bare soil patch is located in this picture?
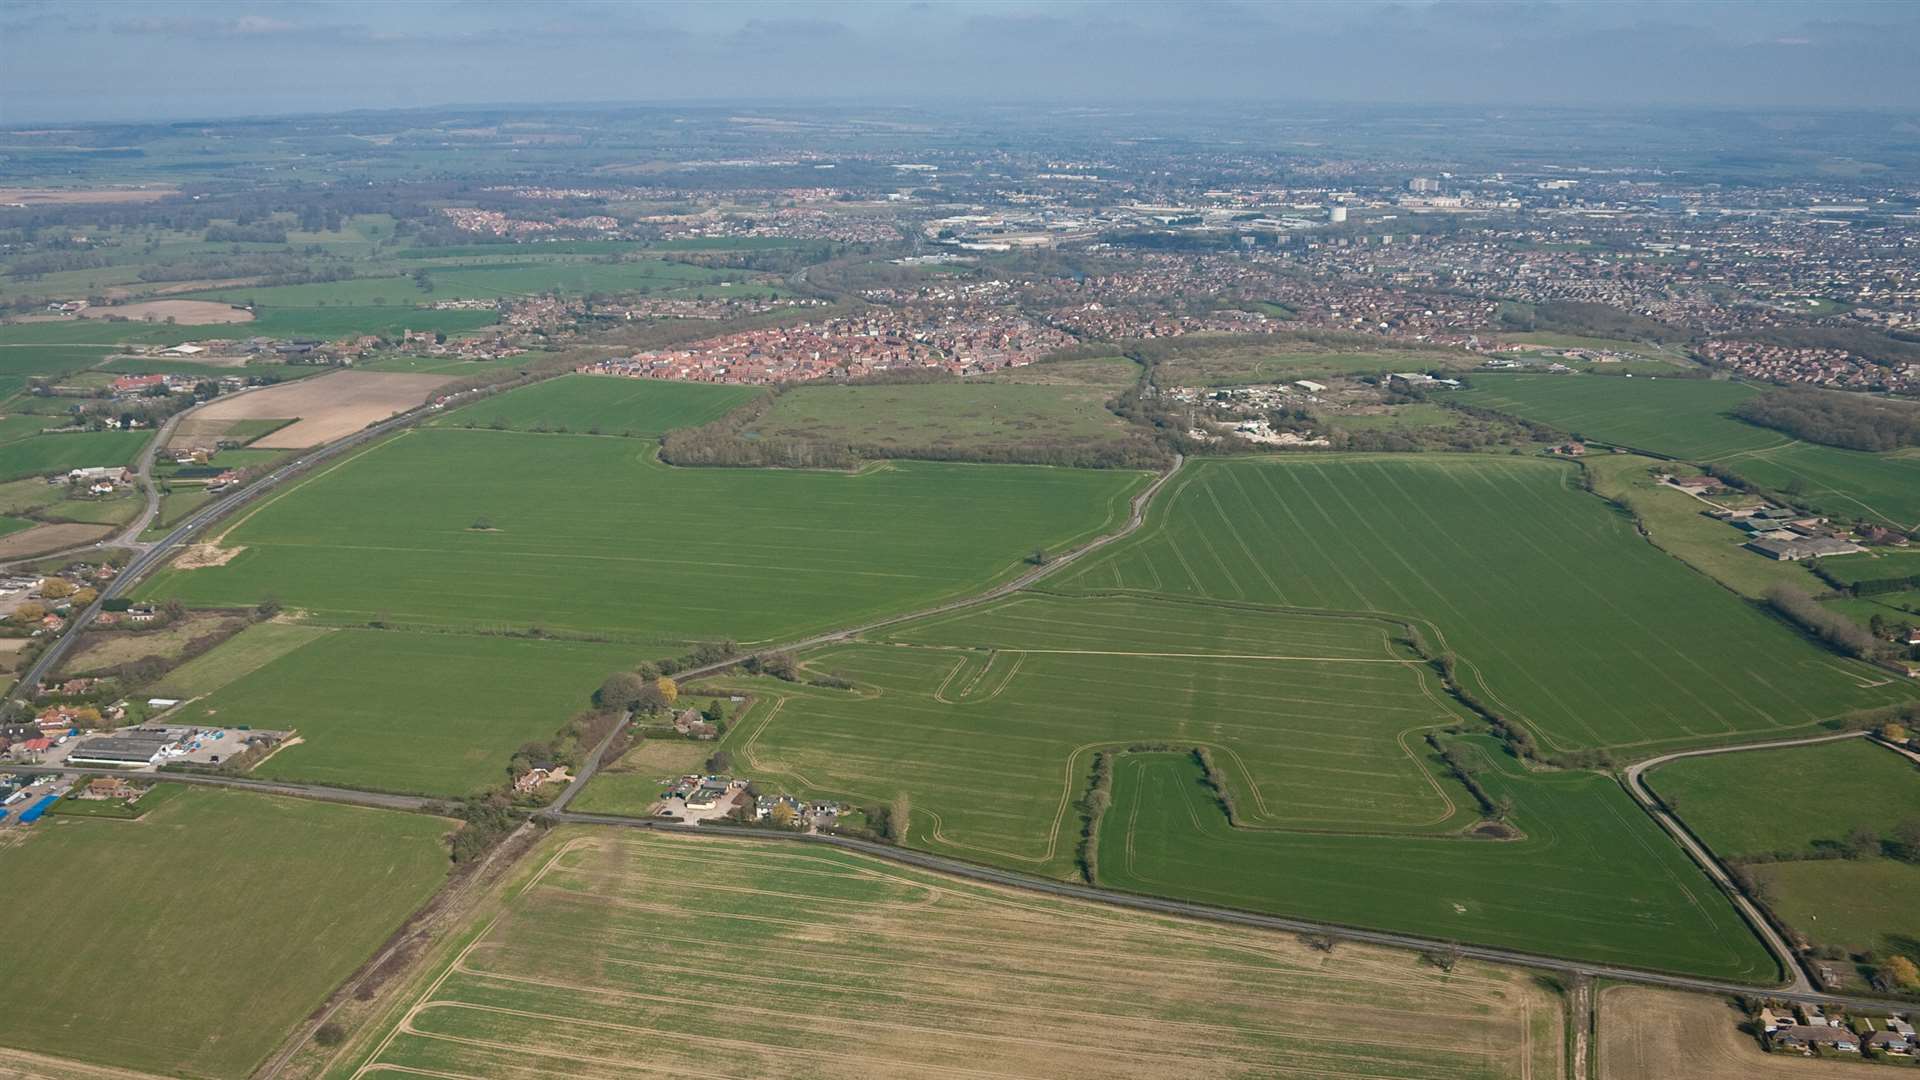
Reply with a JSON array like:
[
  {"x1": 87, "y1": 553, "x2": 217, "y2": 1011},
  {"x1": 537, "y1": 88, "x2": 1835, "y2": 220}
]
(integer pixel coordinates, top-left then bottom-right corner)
[
  {"x1": 1598, "y1": 986, "x2": 1833, "y2": 1079},
  {"x1": 77, "y1": 301, "x2": 253, "y2": 325},
  {"x1": 0, "y1": 637, "x2": 33, "y2": 673},
  {"x1": 0, "y1": 522, "x2": 113, "y2": 560},
  {"x1": 171, "y1": 543, "x2": 245, "y2": 570},
  {"x1": 185, "y1": 371, "x2": 454, "y2": 449},
  {"x1": 0, "y1": 187, "x2": 178, "y2": 206}
]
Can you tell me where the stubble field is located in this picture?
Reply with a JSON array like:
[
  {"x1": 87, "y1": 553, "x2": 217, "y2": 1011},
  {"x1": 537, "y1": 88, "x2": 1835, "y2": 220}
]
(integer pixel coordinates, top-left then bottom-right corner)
[{"x1": 327, "y1": 829, "x2": 1566, "y2": 1080}]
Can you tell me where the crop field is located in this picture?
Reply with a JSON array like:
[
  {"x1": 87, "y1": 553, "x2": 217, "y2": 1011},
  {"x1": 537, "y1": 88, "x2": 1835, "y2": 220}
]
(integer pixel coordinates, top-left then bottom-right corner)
[
  {"x1": 434, "y1": 374, "x2": 762, "y2": 436},
  {"x1": 148, "y1": 619, "x2": 332, "y2": 698},
  {"x1": 1456, "y1": 374, "x2": 1920, "y2": 528},
  {"x1": 744, "y1": 379, "x2": 1150, "y2": 458},
  {"x1": 4, "y1": 306, "x2": 500, "y2": 346},
  {"x1": 0, "y1": 344, "x2": 119, "y2": 395},
  {"x1": 1597, "y1": 988, "x2": 1823, "y2": 1080},
  {"x1": 651, "y1": 593, "x2": 1475, "y2": 874},
  {"x1": 139, "y1": 429, "x2": 1145, "y2": 645},
  {"x1": 1099, "y1": 742, "x2": 1777, "y2": 981},
  {"x1": 186, "y1": 259, "x2": 772, "y2": 307},
  {"x1": 168, "y1": 629, "x2": 638, "y2": 796},
  {"x1": 329, "y1": 829, "x2": 1565, "y2": 1080},
  {"x1": 0, "y1": 785, "x2": 449, "y2": 1079},
  {"x1": 1647, "y1": 738, "x2": 1920, "y2": 859},
  {"x1": 0, "y1": 428, "x2": 150, "y2": 482},
  {"x1": 1054, "y1": 456, "x2": 1916, "y2": 754},
  {"x1": 185, "y1": 370, "x2": 452, "y2": 448}
]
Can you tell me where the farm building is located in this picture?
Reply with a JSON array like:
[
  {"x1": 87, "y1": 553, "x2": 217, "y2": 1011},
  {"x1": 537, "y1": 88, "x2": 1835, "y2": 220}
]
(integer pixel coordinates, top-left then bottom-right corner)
[
  {"x1": 1745, "y1": 536, "x2": 1866, "y2": 561},
  {"x1": 65, "y1": 731, "x2": 179, "y2": 766}
]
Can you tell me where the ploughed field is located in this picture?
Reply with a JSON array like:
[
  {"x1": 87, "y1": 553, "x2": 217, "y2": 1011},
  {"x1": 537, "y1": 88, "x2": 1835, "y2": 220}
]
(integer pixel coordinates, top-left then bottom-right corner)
[
  {"x1": 1456, "y1": 373, "x2": 1920, "y2": 530},
  {"x1": 0, "y1": 786, "x2": 449, "y2": 1079},
  {"x1": 330, "y1": 829, "x2": 1565, "y2": 1080},
  {"x1": 138, "y1": 427, "x2": 1146, "y2": 646},
  {"x1": 1053, "y1": 455, "x2": 1916, "y2": 753}
]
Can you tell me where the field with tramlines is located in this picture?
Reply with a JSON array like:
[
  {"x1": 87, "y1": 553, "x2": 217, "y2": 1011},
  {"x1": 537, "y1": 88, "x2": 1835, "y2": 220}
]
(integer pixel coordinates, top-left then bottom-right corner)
[
  {"x1": 138, "y1": 429, "x2": 1147, "y2": 646},
  {"x1": 1055, "y1": 455, "x2": 1917, "y2": 753},
  {"x1": 325, "y1": 829, "x2": 1566, "y2": 1080}
]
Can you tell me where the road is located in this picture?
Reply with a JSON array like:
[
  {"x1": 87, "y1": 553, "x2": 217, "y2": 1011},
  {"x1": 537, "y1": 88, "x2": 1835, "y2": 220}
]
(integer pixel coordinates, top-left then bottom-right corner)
[
  {"x1": 1622, "y1": 730, "x2": 1873, "y2": 996},
  {"x1": 14, "y1": 765, "x2": 436, "y2": 812},
  {"x1": 12, "y1": 388, "x2": 478, "y2": 695}
]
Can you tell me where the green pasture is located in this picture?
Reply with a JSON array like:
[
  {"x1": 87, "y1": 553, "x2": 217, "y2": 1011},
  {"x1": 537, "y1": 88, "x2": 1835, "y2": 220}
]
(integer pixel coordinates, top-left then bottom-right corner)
[
  {"x1": 1750, "y1": 858, "x2": 1920, "y2": 964},
  {"x1": 1055, "y1": 456, "x2": 1917, "y2": 754},
  {"x1": 434, "y1": 373, "x2": 761, "y2": 436},
  {"x1": 0, "y1": 429, "x2": 150, "y2": 482},
  {"x1": 1099, "y1": 741, "x2": 1778, "y2": 983},
  {"x1": 3, "y1": 306, "x2": 499, "y2": 345},
  {"x1": 0, "y1": 785, "x2": 448, "y2": 1079},
  {"x1": 148, "y1": 620, "x2": 333, "y2": 699},
  {"x1": 1647, "y1": 737, "x2": 1920, "y2": 860},
  {"x1": 646, "y1": 593, "x2": 1475, "y2": 876},
  {"x1": 169, "y1": 628, "x2": 637, "y2": 796},
  {"x1": 187, "y1": 259, "x2": 763, "y2": 307},
  {"x1": 1166, "y1": 347, "x2": 1472, "y2": 387},
  {"x1": 1457, "y1": 373, "x2": 1920, "y2": 529},
  {"x1": 139, "y1": 429, "x2": 1145, "y2": 645}
]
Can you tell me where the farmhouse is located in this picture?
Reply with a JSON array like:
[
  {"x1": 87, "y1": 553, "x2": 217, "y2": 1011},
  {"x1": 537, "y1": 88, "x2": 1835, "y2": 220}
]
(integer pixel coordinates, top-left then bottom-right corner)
[
  {"x1": 1770, "y1": 1025, "x2": 1859, "y2": 1054},
  {"x1": 1745, "y1": 535, "x2": 1866, "y2": 561}
]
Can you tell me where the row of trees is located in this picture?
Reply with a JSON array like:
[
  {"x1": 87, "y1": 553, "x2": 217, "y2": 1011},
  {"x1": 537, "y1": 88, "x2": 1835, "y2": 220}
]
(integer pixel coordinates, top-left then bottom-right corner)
[
  {"x1": 1765, "y1": 585, "x2": 1893, "y2": 662},
  {"x1": 1733, "y1": 387, "x2": 1920, "y2": 453}
]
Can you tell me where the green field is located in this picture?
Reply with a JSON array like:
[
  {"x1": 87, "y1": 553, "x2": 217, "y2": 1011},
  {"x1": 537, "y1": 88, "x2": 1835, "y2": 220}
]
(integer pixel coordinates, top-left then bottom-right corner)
[
  {"x1": 4, "y1": 307, "x2": 500, "y2": 345},
  {"x1": 330, "y1": 828, "x2": 1565, "y2": 1080},
  {"x1": 1101, "y1": 742, "x2": 1776, "y2": 981},
  {"x1": 0, "y1": 429, "x2": 150, "y2": 482},
  {"x1": 648, "y1": 594, "x2": 1474, "y2": 873},
  {"x1": 139, "y1": 429, "x2": 1146, "y2": 645},
  {"x1": 1749, "y1": 858, "x2": 1920, "y2": 964},
  {"x1": 169, "y1": 629, "x2": 638, "y2": 796},
  {"x1": 0, "y1": 785, "x2": 448, "y2": 1079},
  {"x1": 148, "y1": 619, "x2": 333, "y2": 698},
  {"x1": 1648, "y1": 738, "x2": 1920, "y2": 859},
  {"x1": 187, "y1": 259, "x2": 773, "y2": 307},
  {"x1": 1457, "y1": 374, "x2": 1920, "y2": 529},
  {"x1": 744, "y1": 379, "x2": 1150, "y2": 459},
  {"x1": 1054, "y1": 455, "x2": 1915, "y2": 754},
  {"x1": 1582, "y1": 454, "x2": 1823, "y2": 599},
  {"x1": 1145, "y1": 335, "x2": 1473, "y2": 387},
  {"x1": 434, "y1": 374, "x2": 762, "y2": 435}
]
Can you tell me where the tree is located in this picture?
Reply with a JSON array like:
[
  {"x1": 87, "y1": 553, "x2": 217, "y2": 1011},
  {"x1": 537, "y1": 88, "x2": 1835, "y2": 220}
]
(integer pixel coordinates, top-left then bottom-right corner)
[
  {"x1": 70, "y1": 587, "x2": 98, "y2": 606},
  {"x1": 1889, "y1": 955, "x2": 1920, "y2": 991},
  {"x1": 703, "y1": 699, "x2": 728, "y2": 724},
  {"x1": 594, "y1": 671, "x2": 646, "y2": 711},
  {"x1": 313, "y1": 1022, "x2": 346, "y2": 1047},
  {"x1": 471, "y1": 515, "x2": 494, "y2": 531},
  {"x1": 1890, "y1": 819, "x2": 1920, "y2": 864},
  {"x1": 1843, "y1": 826, "x2": 1880, "y2": 860},
  {"x1": 1881, "y1": 722, "x2": 1910, "y2": 743},
  {"x1": 770, "y1": 802, "x2": 798, "y2": 827},
  {"x1": 40, "y1": 578, "x2": 76, "y2": 599},
  {"x1": 656, "y1": 676, "x2": 678, "y2": 704},
  {"x1": 1029, "y1": 546, "x2": 1050, "y2": 566},
  {"x1": 12, "y1": 601, "x2": 46, "y2": 625},
  {"x1": 706, "y1": 750, "x2": 733, "y2": 774}
]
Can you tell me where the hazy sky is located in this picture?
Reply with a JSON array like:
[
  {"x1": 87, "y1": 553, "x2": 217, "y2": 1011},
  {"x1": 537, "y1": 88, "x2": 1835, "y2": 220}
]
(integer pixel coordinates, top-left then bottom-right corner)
[{"x1": 4, "y1": 0, "x2": 1918, "y2": 123}]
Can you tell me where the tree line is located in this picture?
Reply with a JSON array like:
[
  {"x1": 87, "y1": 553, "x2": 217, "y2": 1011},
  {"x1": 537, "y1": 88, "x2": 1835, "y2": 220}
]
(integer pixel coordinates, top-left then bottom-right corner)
[{"x1": 1733, "y1": 387, "x2": 1920, "y2": 452}]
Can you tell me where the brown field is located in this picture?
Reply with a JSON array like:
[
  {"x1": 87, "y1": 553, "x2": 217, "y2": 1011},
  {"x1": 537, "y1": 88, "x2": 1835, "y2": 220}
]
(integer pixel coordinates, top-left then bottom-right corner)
[
  {"x1": 60, "y1": 611, "x2": 245, "y2": 676},
  {"x1": 0, "y1": 187, "x2": 178, "y2": 206},
  {"x1": 0, "y1": 523, "x2": 113, "y2": 560},
  {"x1": 328, "y1": 829, "x2": 1565, "y2": 1080},
  {"x1": 185, "y1": 371, "x2": 452, "y2": 449},
  {"x1": 77, "y1": 301, "x2": 253, "y2": 325},
  {"x1": 1597, "y1": 987, "x2": 1842, "y2": 1079},
  {"x1": 0, "y1": 638, "x2": 32, "y2": 673}
]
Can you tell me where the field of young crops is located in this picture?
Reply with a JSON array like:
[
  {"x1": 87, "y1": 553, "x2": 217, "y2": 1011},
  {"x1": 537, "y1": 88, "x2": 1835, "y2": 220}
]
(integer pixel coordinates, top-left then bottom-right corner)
[
  {"x1": 646, "y1": 593, "x2": 1474, "y2": 876},
  {"x1": 1100, "y1": 741, "x2": 1778, "y2": 982},
  {"x1": 1457, "y1": 373, "x2": 1920, "y2": 529},
  {"x1": 0, "y1": 786, "x2": 449, "y2": 1079},
  {"x1": 139, "y1": 428, "x2": 1147, "y2": 646},
  {"x1": 432, "y1": 373, "x2": 762, "y2": 436},
  {"x1": 168, "y1": 628, "x2": 639, "y2": 796},
  {"x1": 328, "y1": 829, "x2": 1565, "y2": 1080},
  {"x1": 1055, "y1": 455, "x2": 1917, "y2": 754}
]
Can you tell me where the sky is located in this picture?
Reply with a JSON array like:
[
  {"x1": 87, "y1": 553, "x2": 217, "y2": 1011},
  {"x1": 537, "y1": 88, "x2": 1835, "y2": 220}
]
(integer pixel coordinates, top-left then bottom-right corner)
[{"x1": 3, "y1": 0, "x2": 1918, "y2": 123}]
